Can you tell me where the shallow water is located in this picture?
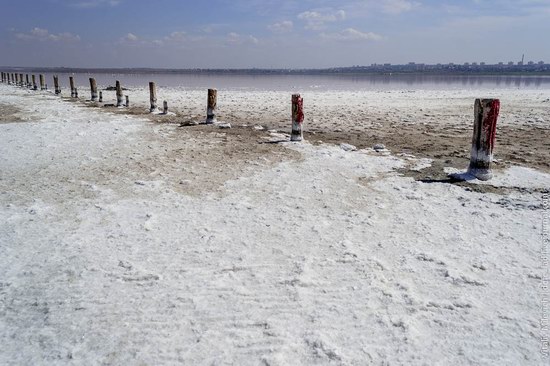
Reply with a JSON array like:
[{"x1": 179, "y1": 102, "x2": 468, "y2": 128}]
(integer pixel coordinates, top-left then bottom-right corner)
[{"x1": 18, "y1": 72, "x2": 550, "y2": 91}]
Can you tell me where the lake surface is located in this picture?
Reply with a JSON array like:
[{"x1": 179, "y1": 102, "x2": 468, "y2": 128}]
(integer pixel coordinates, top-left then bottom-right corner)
[{"x1": 20, "y1": 72, "x2": 550, "y2": 91}]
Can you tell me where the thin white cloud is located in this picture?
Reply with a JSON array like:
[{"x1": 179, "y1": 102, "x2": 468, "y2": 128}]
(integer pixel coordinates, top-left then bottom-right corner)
[
  {"x1": 298, "y1": 9, "x2": 346, "y2": 30},
  {"x1": 268, "y1": 20, "x2": 294, "y2": 34},
  {"x1": 122, "y1": 33, "x2": 138, "y2": 42},
  {"x1": 321, "y1": 28, "x2": 383, "y2": 41},
  {"x1": 15, "y1": 28, "x2": 81, "y2": 42},
  {"x1": 227, "y1": 32, "x2": 259, "y2": 45},
  {"x1": 382, "y1": 0, "x2": 420, "y2": 15},
  {"x1": 69, "y1": 0, "x2": 121, "y2": 8}
]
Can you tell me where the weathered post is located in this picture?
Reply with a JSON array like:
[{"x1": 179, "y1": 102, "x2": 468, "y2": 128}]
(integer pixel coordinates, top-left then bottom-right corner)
[
  {"x1": 89, "y1": 77, "x2": 98, "y2": 101},
  {"x1": 291, "y1": 94, "x2": 304, "y2": 142},
  {"x1": 32, "y1": 75, "x2": 37, "y2": 90},
  {"x1": 467, "y1": 99, "x2": 500, "y2": 180},
  {"x1": 116, "y1": 80, "x2": 123, "y2": 107},
  {"x1": 99, "y1": 91, "x2": 103, "y2": 102},
  {"x1": 206, "y1": 88, "x2": 217, "y2": 124},
  {"x1": 69, "y1": 76, "x2": 75, "y2": 97},
  {"x1": 53, "y1": 75, "x2": 61, "y2": 95},
  {"x1": 125, "y1": 95, "x2": 129, "y2": 107},
  {"x1": 15, "y1": 73, "x2": 19, "y2": 86},
  {"x1": 11, "y1": 73, "x2": 14, "y2": 84},
  {"x1": 74, "y1": 87, "x2": 78, "y2": 98},
  {"x1": 1, "y1": 72, "x2": 4, "y2": 83},
  {"x1": 39, "y1": 74, "x2": 45, "y2": 90},
  {"x1": 163, "y1": 100, "x2": 168, "y2": 114},
  {"x1": 149, "y1": 82, "x2": 157, "y2": 112},
  {"x1": 19, "y1": 73, "x2": 24, "y2": 87},
  {"x1": 25, "y1": 74, "x2": 30, "y2": 88}
]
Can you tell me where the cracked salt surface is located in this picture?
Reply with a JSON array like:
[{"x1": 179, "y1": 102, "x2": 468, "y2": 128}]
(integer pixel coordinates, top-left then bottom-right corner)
[{"x1": 0, "y1": 84, "x2": 547, "y2": 365}]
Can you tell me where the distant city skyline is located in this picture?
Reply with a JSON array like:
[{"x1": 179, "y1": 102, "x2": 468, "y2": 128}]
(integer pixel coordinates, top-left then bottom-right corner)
[{"x1": 1, "y1": 0, "x2": 549, "y2": 69}]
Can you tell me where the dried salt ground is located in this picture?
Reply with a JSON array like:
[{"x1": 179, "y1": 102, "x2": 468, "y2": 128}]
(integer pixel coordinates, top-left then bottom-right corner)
[{"x1": 0, "y1": 85, "x2": 548, "y2": 365}]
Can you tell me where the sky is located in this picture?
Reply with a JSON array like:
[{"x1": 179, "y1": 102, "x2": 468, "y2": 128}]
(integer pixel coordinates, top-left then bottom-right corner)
[{"x1": 0, "y1": 0, "x2": 549, "y2": 68}]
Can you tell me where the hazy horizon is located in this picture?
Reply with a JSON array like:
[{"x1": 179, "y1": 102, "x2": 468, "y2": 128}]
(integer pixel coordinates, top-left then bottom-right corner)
[{"x1": 1, "y1": 0, "x2": 549, "y2": 69}]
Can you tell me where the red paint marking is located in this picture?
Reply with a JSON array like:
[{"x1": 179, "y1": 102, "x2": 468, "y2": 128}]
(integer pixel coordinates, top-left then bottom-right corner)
[
  {"x1": 292, "y1": 94, "x2": 304, "y2": 123},
  {"x1": 483, "y1": 99, "x2": 500, "y2": 153}
]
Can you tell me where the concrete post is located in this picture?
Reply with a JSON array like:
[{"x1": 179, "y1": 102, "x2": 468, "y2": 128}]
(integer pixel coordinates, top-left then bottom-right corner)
[
  {"x1": 69, "y1": 76, "x2": 75, "y2": 97},
  {"x1": 291, "y1": 94, "x2": 304, "y2": 142},
  {"x1": 206, "y1": 88, "x2": 217, "y2": 124},
  {"x1": 53, "y1": 75, "x2": 61, "y2": 95},
  {"x1": 116, "y1": 80, "x2": 123, "y2": 107},
  {"x1": 467, "y1": 99, "x2": 500, "y2": 181},
  {"x1": 89, "y1": 78, "x2": 98, "y2": 101},
  {"x1": 149, "y1": 82, "x2": 157, "y2": 112}
]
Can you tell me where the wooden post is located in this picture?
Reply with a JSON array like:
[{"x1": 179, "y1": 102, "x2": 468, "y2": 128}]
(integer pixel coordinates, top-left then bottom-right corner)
[
  {"x1": 74, "y1": 87, "x2": 78, "y2": 98},
  {"x1": 69, "y1": 76, "x2": 75, "y2": 97},
  {"x1": 32, "y1": 75, "x2": 37, "y2": 90},
  {"x1": 39, "y1": 74, "x2": 45, "y2": 90},
  {"x1": 89, "y1": 78, "x2": 98, "y2": 101},
  {"x1": 116, "y1": 80, "x2": 123, "y2": 107},
  {"x1": 149, "y1": 82, "x2": 157, "y2": 112},
  {"x1": 15, "y1": 73, "x2": 19, "y2": 86},
  {"x1": 19, "y1": 73, "x2": 24, "y2": 87},
  {"x1": 125, "y1": 95, "x2": 129, "y2": 107},
  {"x1": 25, "y1": 74, "x2": 30, "y2": 88},
  {"x1": 206, "y1": 88, "x2": 217, "y2": 124},
  {"x1": 291, "y1": 94, "x2": 304, "y2": 142},
  {"x1": 163, "y1": 100, "x2": 168, "y2": 114},
  {"x1": 467, "y1": 99, "x2": 500, "y2": 181},
  {"x1": 53, "y1": 75, "x2": 61, "y2": 95},
  {"x1": 99, "y1": 91, "x2": 103, "y2": 102}
]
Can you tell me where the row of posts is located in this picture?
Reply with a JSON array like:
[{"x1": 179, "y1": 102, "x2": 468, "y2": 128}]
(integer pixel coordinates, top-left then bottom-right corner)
[
  {"x1": 1, "y1": 71, "x2": 500, "y2": 180},
  {"x1": 0, "y1": 72, "x2": 299, "y2": 135}
]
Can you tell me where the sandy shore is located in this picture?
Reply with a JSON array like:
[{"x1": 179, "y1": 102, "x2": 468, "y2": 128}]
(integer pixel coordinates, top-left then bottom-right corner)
[
  {"x1": 64, "y1": 85, "x2": 550, "y2": 177},
  {"x1": 1, "y1": 84, "x2": 549, "y2": 365}
]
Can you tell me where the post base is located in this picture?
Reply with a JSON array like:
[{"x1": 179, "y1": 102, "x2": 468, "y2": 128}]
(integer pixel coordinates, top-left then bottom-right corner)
[{"x1": 467, "y1": 167, "x2": 493, "y2": 181}]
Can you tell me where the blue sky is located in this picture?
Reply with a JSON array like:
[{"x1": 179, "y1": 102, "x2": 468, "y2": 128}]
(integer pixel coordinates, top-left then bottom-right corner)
[{"x1": 1, "y1": 0, "x2": 549, "y2": 68}]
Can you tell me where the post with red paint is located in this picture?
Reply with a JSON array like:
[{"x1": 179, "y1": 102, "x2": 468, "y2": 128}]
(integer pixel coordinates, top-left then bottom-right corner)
[
  {"x1": 467, "y1": 98, "x2": 500, "y2": 181},
  {"x1": 291, "y1": 94, "x2": 304, "y2": 142},
  {"x1": 206, "y1": 88, "x2": 217, "y2": 124}
]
